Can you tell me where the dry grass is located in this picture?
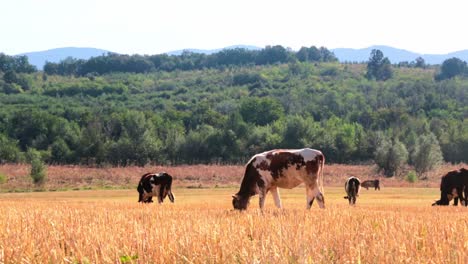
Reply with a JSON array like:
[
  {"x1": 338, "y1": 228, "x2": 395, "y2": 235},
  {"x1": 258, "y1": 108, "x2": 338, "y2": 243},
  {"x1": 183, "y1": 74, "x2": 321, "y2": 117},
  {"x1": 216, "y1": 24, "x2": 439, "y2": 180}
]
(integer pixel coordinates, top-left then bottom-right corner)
[
  {"x1": 0, "y1": 187, "x2": 467, "y2": 263},
  {"x1": 0, "y1": 163, "x2": 466, "y2": 192}
]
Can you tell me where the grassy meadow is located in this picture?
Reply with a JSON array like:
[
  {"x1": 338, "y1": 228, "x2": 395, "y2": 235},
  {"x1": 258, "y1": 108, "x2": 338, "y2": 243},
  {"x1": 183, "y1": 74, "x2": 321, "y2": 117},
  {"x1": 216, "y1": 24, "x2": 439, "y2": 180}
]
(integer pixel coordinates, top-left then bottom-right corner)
[{"x1": 0, "y1": 186, "x2": 467, "y2": 263}]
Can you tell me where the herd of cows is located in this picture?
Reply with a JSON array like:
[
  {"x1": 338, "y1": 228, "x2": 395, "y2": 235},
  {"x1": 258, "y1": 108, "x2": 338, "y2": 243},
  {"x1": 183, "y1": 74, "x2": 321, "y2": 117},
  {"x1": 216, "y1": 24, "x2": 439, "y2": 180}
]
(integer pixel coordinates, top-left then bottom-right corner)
[{"x1": 136, "y1": 148, "x2": 468, "y2": 209}]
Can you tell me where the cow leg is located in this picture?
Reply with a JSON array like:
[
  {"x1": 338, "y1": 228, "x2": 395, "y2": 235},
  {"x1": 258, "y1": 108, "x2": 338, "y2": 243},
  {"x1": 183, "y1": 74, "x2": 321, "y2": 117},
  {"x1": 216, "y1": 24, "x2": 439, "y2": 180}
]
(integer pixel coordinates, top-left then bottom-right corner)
[
  {"x1": 456, "y1": 187, "x2": 464, "y2": 206},
  {"x1": 157, "y1": 187, "x2": 164, "y2": 204},
  {"x1": 306, "y1": 186, "x2": 325, "y2": 209},
  {"x1": 463, "y1": 187, "x2": 468, "y2": 207},
  {"x1": 452, "y1": 187, "x2": 462, "y2": 206},
  {"x1": 168, "y1": 191, "x2": 175, "y2": 203},
  {"x1": 316, "y1": 191, "x2": 325, "y2": 208},
  {"x1": 306, "y1": 186, "x2": 315, "y2": 209},
  {"x1": 258, "y1": 187, "x2": 267, "y2": 210},
  {"x1": 270, "y1": 187, "x2": 282, "y2": 209}
]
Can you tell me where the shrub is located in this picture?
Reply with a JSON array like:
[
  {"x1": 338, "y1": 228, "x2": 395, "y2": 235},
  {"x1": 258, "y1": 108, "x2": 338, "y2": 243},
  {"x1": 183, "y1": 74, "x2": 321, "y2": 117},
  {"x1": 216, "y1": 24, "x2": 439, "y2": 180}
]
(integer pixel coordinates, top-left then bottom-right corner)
[
  {"x1": 0, "y1": 173, "x2": 7, "y2": 184},
  {"x1": 27, "y1": 148, "x2": 47, "y2": 184},
  {"x1": 411, "y1": 133, "x2": 444, "y2": 178},
  {"x1": 406, "y1": 171, "x2": 418, "y2": 183},
  {"x1": 374, "y1": 136, "x2": 408, "y2": 177}
]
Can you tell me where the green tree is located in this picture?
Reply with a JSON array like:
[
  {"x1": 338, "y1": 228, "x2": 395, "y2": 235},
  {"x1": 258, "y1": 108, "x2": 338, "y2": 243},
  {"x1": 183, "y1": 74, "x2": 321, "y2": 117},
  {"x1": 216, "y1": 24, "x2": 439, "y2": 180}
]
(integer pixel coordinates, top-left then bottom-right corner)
[
  {"x1": 245, "y1": 124, "x2": 283, "y2": 155},
  {"x1": 281, "y1": 115, "x2": 316, "y2": 148},
  {"x1": 413, "y1": 57, "x2": 426, "y2": 68},
  {"x1": 78, "y1": 119, "x2": 106, "y2": 165},
  {"x1": 50, "y1": 138, "x2": 72, "y2": 164},
  {"x1": 0, "y1": 134, "x2": 22, "y2": 163},
  {"x1": 26, "y1": 148, "x2": 47, "y2": 184},
  {"x1": 411, "y1": 133, "x2": 444, "y2": 178},
  {"x1": 106, "y1": 111, "x2": 163, "y2": 166},
  {"x1": 366, "y1": 49, "x2": 393, "y2": 81},
  {"x1": 3, "y1": 70, "x2": 18, "y2": 84},
  {"x1": 435, "y1": 57, "x2": 467, "y2": 81},
  {"x1": 239, "y1": 97, "x2": 285, "y2": 126},
  {"x1": 374, "y1": 136, "x2": 408, "y2": 177}
]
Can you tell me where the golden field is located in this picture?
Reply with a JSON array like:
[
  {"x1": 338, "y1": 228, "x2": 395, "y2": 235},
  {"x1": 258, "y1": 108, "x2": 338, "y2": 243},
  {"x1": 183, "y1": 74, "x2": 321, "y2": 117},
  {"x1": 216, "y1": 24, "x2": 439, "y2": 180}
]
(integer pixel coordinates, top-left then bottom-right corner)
[{"x1": 0, "y1": 187, "x2": 467, "y2": 263}]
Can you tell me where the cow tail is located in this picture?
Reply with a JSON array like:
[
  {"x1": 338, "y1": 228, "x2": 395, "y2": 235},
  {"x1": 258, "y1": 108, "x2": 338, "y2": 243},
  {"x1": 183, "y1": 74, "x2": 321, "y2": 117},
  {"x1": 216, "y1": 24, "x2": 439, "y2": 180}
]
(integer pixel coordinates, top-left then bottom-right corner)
[
  {"x1": 319, "y1": 154, "x2": 325, "y2": 194},
  {"x1": 167, "y1": 177, "x2": 175, "y2": 203},
  {"x1": 137, "y1": 181, "x2": 143, "y2": 193}
]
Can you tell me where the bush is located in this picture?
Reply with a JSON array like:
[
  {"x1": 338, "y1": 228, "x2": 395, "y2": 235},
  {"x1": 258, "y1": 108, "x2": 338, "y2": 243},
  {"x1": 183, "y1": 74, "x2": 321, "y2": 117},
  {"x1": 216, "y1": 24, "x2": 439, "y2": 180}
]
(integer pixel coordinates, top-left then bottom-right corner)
[
  {"x1": 374, "y1": 136, "x2": 408, "y2": 177},
  {"x1": 0, "y1": 134, "x2": 22, "y2": 163},
  {"x1": 0, "y1": 173, "x2": 7, "y2": 184},
  {"x1": 406, "y1": 171, "x2": 418, "y2": 183},
  {"x1": 411, "y1": 133, "x2": 444, "y2": 178},
  {"x1": 27, "y1": 148, "x2": 47, "y2": 184}
]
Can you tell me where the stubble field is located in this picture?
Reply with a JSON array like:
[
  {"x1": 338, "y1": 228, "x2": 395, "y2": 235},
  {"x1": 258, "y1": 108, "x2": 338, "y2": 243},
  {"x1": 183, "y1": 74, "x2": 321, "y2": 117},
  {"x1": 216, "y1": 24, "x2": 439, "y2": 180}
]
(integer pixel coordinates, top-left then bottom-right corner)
[{"x1": 0, "y1": 186, "x2": 467, "y2": 263}]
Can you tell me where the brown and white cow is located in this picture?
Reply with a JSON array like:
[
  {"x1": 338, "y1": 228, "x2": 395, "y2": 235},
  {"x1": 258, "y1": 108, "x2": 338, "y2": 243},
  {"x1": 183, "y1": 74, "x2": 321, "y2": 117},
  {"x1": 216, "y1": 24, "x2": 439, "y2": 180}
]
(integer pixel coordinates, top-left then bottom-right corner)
[
  {"x1": 232, "y1": 148, "x2": 325, "y2": 210},
  {"x1": 137, "y1": 172, "x2": 175, "y2": 204},
  {"x1": 344, "y1": 176, "x2": 361, "y2": 205},
  {"x1": 361, "y1": 179, "x2": 380, "y2": 190}
]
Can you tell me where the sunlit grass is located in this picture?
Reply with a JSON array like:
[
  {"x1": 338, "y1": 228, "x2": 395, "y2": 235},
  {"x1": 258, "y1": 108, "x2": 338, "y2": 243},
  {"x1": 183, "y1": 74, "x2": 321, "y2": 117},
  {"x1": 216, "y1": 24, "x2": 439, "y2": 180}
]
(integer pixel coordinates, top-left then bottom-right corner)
[{"x1": 0, "y1": 187, "x2": 467, "y2": 263}]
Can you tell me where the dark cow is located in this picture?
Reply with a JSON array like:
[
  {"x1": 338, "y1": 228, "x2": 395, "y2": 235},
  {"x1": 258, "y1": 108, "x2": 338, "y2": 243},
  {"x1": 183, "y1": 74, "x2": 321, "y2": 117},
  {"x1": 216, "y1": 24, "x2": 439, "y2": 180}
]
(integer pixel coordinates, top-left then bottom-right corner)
[
  {"x1": 361, "y1": 179, "x2": 380, "y2": 190},
  {"x1": 232, "y1": 148, "x2": 325, "y2": 210},
  {"x1": 137, "y1": 172, "x2": 175, "y2": 204},
  {"x1": 432, "y1": 168, "x2": 468, "y2": 206},
  {"x1": 344, "y1": 177, "x2": 361, "y2": 205}
]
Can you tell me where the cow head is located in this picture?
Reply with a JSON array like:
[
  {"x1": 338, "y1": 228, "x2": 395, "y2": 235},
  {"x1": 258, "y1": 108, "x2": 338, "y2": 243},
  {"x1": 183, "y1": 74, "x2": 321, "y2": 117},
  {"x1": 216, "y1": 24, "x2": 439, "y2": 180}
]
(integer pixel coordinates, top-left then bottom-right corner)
[
  {"x1": 432, "y1": 189, "x2": 456, "y2": 206},
  {"x1": 374, "y1": 179, "x2": 381, "y2": 190},
  {"x1": 432, "y1": 199, "x2": 449, "y2": 206},
  {"x1": 232, "y1": 194, "x2": 251, "y2": 210}
]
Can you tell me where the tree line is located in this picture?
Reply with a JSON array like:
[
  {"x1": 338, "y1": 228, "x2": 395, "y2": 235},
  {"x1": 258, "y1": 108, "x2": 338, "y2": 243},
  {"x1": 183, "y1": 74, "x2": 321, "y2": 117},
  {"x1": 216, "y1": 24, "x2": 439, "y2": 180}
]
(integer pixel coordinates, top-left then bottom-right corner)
[{"x1": 42, "y1": 45, "x2": 337, "y2": 76}]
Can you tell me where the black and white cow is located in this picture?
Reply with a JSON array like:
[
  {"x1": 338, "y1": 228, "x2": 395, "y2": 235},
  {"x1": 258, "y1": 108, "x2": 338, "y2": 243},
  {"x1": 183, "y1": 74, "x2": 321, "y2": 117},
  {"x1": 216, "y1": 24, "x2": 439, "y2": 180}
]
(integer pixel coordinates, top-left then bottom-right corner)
[
  {"x1": 344, "y1": 176, "x2": 361, "y2": 205},
  {"x1": 432, "y1": 168, "x2": 468, "y2": 206},
  {"x1": 137, "y1": 172, "x2": 175, "y2": 204},
  {"x1": 361, "y1": 179, "x2": 380, "y2": 190},
  {"x1": 232, "y1": 148, "x2": 325, "y2": 210}
]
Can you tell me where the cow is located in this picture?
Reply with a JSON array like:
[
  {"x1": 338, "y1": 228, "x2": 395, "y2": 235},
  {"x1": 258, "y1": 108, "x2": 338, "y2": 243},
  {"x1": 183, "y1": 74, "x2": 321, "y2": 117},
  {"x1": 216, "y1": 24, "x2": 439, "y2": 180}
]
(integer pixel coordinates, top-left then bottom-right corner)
[
  {"x1": 344, "y1": 177, "x2": 361, "y2": 205},
  {"x1": 361, "y1": 179, "x2": 380, "y2": 190},
  {"x1": 137, "y1": 172, "x2": 175, "y2": 204},
  {"x1": 432, "y1": 168, "x2": 468, "y2": 206},
  {"x1": 232, "y1": 148, "x2": 325, "y2": 210}
]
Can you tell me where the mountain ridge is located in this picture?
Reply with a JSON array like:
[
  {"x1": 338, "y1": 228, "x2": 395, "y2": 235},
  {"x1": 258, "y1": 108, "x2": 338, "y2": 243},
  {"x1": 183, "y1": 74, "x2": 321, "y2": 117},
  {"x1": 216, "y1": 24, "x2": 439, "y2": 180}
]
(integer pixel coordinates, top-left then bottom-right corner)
[
  {"x1": 19, "y1": 47, "x2": 112, "y2": 70},
  {"x1": 332, "y1": 45, "x2": 468, "y2": 65},
  {"x1": 13, "y1": 45, "x2": 468, "y2": 70}
]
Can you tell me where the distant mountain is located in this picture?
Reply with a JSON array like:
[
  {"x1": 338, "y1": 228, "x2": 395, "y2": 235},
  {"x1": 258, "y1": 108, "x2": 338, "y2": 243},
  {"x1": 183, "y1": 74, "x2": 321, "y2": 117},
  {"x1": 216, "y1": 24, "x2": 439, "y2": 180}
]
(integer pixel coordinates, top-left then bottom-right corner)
[
  {"x1": 19, "y1": 47, "x2": 113, "y2": 70},
  {"x1": 331, "y1": 45, "x2": 468, "y2": 65},
  {"x1": 168, "y1": 44, "x2": 468, "y2": 65},
  {"x1": 166, "y1": 45, "x2": 262, "y2": 56},
  {"x1": 17, "y1": 45, "x2": 468, "y2": 70}
]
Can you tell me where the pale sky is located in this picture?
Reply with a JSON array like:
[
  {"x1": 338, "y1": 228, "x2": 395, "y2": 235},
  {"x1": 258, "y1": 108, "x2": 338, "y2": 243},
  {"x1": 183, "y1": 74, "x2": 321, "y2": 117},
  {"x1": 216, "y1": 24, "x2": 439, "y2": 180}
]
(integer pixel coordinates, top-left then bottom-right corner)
[{"x1": 2, "y1": 0, "x2": 468, "y2": 55}]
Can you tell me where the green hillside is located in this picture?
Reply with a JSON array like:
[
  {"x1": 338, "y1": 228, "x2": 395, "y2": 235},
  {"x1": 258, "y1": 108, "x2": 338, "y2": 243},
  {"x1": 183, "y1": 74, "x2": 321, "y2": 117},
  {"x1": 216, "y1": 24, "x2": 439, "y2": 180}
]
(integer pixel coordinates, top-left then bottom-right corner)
[{"x1": 0, "y1": 52, "x2": 467, "y2": 168}]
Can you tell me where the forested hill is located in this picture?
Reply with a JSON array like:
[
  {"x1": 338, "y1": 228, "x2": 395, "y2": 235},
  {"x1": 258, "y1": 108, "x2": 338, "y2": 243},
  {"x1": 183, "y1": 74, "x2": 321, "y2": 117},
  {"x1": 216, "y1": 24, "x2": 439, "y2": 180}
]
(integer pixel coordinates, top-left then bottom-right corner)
[{"x1": 0, "y1": 48, "x2": 467, "y2": 169}]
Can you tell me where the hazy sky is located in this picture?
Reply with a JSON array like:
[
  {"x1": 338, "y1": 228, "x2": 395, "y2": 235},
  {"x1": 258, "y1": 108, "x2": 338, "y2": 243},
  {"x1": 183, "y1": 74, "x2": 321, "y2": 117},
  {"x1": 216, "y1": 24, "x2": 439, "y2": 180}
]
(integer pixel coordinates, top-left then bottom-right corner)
[{"x1": 2, "y1": 0, "x2": 467, "y2": 55}]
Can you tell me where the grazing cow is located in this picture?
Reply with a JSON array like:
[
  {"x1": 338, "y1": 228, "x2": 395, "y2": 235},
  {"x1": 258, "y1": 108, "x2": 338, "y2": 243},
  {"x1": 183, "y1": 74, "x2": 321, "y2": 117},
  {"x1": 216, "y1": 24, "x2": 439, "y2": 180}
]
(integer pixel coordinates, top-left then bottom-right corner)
[
  {"x1": 137, "y1": 172, "x2": 175, "y2": 204},
  {"x1": 361, "y1": 179, "x2": 380, "y2": 190},
  {"x1": 344, "y1": 177, "x2": 361, "y2": 205},
  {"x1": 432, "y1": 168, "x2": 468, "y2": 206},
  {"x1": 232, "y1": 148, "x2": 325, "y2": 210}
]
